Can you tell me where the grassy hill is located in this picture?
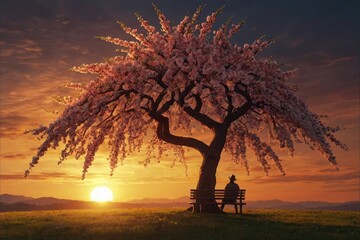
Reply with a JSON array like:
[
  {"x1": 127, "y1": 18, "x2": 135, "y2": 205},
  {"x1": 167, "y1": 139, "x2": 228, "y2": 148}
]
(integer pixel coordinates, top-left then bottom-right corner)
[{"x1": 0, "y1": 208, "x2": 359, "y2": 240}]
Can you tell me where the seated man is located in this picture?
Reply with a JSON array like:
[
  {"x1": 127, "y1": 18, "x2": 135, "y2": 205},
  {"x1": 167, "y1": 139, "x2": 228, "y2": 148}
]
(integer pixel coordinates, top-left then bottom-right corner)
[{"x1": 221, "y1": 174, "x2": 240, "y2": 213}]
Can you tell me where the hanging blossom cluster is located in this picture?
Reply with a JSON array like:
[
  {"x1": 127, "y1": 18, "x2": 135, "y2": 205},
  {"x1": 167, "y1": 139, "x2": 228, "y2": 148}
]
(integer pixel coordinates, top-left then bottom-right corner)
[{"x1": 25, "y1": 5, "x2": 346, "y2": 179}]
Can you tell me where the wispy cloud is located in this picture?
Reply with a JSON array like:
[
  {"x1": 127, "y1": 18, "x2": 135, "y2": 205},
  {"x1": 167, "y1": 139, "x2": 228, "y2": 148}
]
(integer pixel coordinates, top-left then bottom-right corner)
[
  {"x1": 247, "y1": 170, "x2": 359, "y2": 184},
  {"x1": 0, "y1": 172, "x2": 75, "y2": 180},
  {"x1": 318, "y1": 56, "x2": 357, "y2": 68},
  {"x1": 0, "y1": 153, "x2": 26, "y2": 160},
  {"x1": 0, "y1": 114, "x2": 31, "y2": 138},
  {"x1": 0, "y1": 39, "x2": 43, "y2": 60}
]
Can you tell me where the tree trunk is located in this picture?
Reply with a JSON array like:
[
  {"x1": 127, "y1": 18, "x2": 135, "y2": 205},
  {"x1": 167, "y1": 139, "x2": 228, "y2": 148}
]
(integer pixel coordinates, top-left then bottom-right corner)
[
  {"x1": 154, "y1": 113, "x2": 229, "y2": 213},
  {"x1": 193, "y1": 151, "x2": 223, "y2": 213},
  {"x1": 192, "y1": 126, "x2": 228, "y2": 213}
]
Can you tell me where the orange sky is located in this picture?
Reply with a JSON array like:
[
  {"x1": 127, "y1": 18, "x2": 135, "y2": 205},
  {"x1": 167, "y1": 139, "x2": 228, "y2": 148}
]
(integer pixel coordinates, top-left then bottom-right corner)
[{"x1": 0, "y1": 0, "x2": 359, "y2": 203}]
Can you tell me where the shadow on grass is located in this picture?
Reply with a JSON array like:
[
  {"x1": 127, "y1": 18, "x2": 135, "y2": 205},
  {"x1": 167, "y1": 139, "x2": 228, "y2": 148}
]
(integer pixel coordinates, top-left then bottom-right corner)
[
  {"x1": 0, "y1": 209, "x2": 359, "y2": 240},
  {"x1": 227, "y1": 211, "x2": 359, "y2": 240}
]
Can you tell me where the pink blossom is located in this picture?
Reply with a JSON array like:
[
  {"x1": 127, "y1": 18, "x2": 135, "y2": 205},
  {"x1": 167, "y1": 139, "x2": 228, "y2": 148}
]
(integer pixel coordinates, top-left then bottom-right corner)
[{"x1": 25, "y1": 6, "x2": 345, "y2": 179}]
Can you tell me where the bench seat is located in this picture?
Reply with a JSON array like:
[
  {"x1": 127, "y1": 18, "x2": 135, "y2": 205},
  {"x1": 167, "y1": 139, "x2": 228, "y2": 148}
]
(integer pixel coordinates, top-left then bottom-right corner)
[{"x1": 189, "y1": 189, "x2": 246, "y2": 214}]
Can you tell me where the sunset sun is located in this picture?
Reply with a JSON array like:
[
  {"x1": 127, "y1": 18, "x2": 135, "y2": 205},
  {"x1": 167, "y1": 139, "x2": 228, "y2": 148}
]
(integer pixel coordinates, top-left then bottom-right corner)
[{"x1": 90, "y1": 186, "x2": 113, "y2": 202}]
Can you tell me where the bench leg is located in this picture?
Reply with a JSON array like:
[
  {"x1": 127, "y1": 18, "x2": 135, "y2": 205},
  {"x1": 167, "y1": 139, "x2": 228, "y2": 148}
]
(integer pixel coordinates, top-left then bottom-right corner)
[
  {"x1": 235, "y1": 205, "x2": 238, "y2": 214},
  {"x1": 220, "y1": 203, "x2": 225, "y2": 210}
]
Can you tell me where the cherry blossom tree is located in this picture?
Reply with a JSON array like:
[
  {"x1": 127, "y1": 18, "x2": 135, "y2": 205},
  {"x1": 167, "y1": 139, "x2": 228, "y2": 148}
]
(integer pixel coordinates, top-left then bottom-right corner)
[{"x1": 25, "y1": 5, "x2": 346, "y2": 213}]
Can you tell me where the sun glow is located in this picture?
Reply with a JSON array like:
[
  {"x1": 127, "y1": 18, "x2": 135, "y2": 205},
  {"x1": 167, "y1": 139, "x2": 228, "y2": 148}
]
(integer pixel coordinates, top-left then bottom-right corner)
[{"x1": 90, "y1": 186, "x2": 113, "y2": 202}]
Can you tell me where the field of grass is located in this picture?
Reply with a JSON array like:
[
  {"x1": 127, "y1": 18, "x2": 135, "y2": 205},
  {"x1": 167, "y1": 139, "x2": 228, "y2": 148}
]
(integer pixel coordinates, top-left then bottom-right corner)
[{"x1": 0, "y1": 208, "x2": 359, "y2": 240}]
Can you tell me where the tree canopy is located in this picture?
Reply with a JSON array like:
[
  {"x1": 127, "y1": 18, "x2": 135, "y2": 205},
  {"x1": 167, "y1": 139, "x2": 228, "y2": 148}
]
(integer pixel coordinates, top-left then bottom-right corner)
[{"x1": 25, "y1": 5, "x2": 346, "y2": 180}]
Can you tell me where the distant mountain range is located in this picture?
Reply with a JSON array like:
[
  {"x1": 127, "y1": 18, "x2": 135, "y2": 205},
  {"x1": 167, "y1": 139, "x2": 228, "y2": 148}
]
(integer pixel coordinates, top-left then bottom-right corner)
[
  {"x1": 0, "y1": 194, "x2": 189, "y2": 212},
  {"x1": 0, "y1": 194, "x2": 73, "y2": 205},
  {"x1": 0, "y1": 194, "x2": 358, "y2": 212}
]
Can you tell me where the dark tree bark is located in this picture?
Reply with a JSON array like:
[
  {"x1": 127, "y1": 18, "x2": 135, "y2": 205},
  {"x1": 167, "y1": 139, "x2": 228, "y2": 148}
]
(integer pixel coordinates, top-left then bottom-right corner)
[
  {"x1": 193, "y1": 126, "x2": 228, "y2": 213},
  {"x1": 151, "y1": 82, "x2": 250, "y2": 214},
  {"x1": 192, "y1": 152, "x2": 222, "y2": 213}
]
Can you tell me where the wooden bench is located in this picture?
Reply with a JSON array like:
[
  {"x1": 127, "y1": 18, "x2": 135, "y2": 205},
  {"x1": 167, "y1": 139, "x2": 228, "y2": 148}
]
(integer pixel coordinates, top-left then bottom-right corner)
[{"x1": 190, "y1": 189, "x2": 246, "y2": 214}]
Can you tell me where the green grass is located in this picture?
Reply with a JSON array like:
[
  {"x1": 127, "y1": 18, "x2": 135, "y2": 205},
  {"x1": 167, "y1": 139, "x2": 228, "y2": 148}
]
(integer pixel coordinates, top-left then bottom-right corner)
[{"x1": 0, "y1": 208, "x2": 359, "y2": 240}]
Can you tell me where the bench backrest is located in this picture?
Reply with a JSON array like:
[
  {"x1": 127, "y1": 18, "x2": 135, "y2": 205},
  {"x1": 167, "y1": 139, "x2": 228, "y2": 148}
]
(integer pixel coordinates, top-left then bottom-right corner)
[{"x1": 190, "y1": 189, "x2": 246, "y2": 201}]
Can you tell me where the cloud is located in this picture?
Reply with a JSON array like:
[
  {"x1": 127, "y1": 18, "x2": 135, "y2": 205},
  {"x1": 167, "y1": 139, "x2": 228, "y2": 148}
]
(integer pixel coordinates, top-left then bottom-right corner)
[
  {"x1": 322, "y1": 188, "x2": 359, "y2": 193},
  {"x1": 0, "y1": 153, "x2": 26, "y2": 159},
  {"x1": 117, "y1": 176, "x2": 190, "y2": 185},
  {"x1": 318, "y1": 168, "x2": 342, "y2": 173},
  {"x1": 0, "y1": 39, "x2": 43, "y2": 60},
  {"x1": 321, "y1": 182, "x2": 359, "y2": 189},
  {"x1": 320, "y1": 182, "x2": 360, "y2": 193},
  {"x1": 0, "y1": 170, "x2": 191, "y2": 184},
  {"x1": 0, "y1": 172, "x2": 68, "y2": 180},
  {"x1": 0, "y1": 172, "x2": 79, "y2": 180},
  {"x1": 318, "y1": 56, "x2": 357, "y2": 68},
  {"x1": 247, "y1": 170, "x2": 359, "y2": 184},
  {"x1": 0, "y1": 114, "x2": 31, "y2": 138}
]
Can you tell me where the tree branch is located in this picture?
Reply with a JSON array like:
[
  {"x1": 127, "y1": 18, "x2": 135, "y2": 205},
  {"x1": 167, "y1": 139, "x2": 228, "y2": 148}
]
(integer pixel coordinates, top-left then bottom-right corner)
[
  {"x1": 178, "y1": 83, "x2": 220, "y2": 129},
  {"x1": 148, "y1": 90, "x2": 167, "y2": 116},
  {"x1": 97, "y1": 105, "x2": 117, "y2": 127},
  {"x1": 221, "y1": 83, "x2": 235, "y2": 125},
  {"x1": 221, "y1": 83, "x2": 234, "y2": 113},
  {"x1": 178, "y1": 82, "x2": 195, "y2": 105},
  {"x1": 157, "y1": 92, "x2": 175, "y2": 115},
  {"x1": 148, "y1": 68, "x2": 167, "y2": 89},
  {"x1": 144, "y1": 62, "x2": 161, "y2": 73},
  {"x1": 155, "y1": 115, "x2": 208, "y2": 153},
  {"x1": 229, "y1": 82, "x2": 252, "y2": 122},
  {"x1": 182, "y1": 98, "x2": 220, "y2": 129},
  {"x1": 193, "y1": 94, "x2": 202, "y2": 113}
]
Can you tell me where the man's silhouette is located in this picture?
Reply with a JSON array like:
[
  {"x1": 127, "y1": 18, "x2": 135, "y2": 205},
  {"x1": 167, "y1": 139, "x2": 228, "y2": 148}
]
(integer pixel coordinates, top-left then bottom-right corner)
[{"x1": 221, "y1": 174, "x2": 240, "y2": 213}]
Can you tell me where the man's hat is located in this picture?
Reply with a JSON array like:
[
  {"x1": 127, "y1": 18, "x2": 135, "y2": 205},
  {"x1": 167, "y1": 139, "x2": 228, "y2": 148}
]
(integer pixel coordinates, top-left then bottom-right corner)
[{"x1": 229, "y1": 174, "x2": 236, "y2": 181}]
